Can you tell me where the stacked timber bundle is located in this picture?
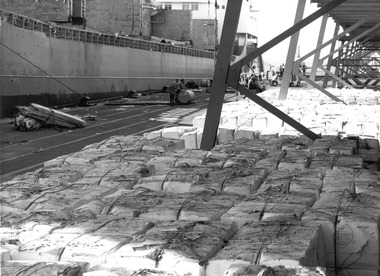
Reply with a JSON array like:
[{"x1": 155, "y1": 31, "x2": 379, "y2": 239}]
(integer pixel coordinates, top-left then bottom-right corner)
[{"x1": 14, "y1": 103, "x2": 87, "y2": 130}]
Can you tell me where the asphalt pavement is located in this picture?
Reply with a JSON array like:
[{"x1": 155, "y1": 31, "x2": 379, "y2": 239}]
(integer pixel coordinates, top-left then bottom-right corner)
[{"x1": 0, "y1": 90, "x2": 240, "y2": 183}]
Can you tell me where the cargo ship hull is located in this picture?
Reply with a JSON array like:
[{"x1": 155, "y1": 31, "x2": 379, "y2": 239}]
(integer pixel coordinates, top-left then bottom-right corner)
[{"x1": 0, "y1": 11, "x2": 215, "y2": 117}]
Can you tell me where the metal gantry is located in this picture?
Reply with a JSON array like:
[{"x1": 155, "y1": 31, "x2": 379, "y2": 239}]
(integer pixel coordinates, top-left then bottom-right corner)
[{"x1": 200, "y1": 0, "x2": 380, "y2": 150}]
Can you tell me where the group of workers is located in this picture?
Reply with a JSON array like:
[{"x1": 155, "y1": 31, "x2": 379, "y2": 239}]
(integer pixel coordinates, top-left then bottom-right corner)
[{"x1": 168, "y1": 78, "x2": 185, "y2": 105}]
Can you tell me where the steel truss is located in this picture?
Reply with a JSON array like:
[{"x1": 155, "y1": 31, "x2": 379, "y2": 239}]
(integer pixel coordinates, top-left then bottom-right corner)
[{"x1": 200, "y1": 0, "x2": 348, "y2": 150}]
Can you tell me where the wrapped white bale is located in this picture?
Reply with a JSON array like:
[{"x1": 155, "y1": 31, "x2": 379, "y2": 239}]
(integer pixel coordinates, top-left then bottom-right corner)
[
  {"x1": 90, "y1": 163, "x2": 155, "y2": 188},
  {"x1": 207, "y1": 221, "x2": 326, "y2": 275},
  {"x1": 325, "y1": 267, "x2": 379, "y2": 276},
  {"x1": 1, "y1": 247, "x2": 10, "y2": 262},
  {"x1": 220, "y1": 115, "x2": 238, "y2": 128},
  {"x1": 258, "y1": 169, "x2": 292, "y2": 193},
  {"x1": 143, "y1": 129, "x2": 163, "y2": 140},
  {"x1": 105, "y1": 220, "x2": 235, "y2": 274},
  {"x1": 254, "y1": 158, "x2": 279, "y2": 173},
  {"x1": 278, "y1": 149, "x2": 312, "y2": 171},
  {"x1": 333, "y1": 155, "x2": 363, "y2": 169},
  {"x1": 321, "y1": 168, "x2": 355, "y2": 193},
  {"x1": 217, "y1": 127, "x2": 235, "y2": 144},
  {"x1": 251, "y1": 116, "x2": 267, "y2": 130},
  {"x1": 162, "y1": 126, "x2": 192, "y2": 140},
  {"x1": 259, "y1": 130, "x2": 278, "y2": 140},
  {"x1": 162, "y1": 181, "x2": 192, "y2": 193},
  {"x1": 278, "y1": 161, "x2": 307, "y2": 171},
  {"x1": 196, "y1": 128, "x2": 204, "y2": 149},
  {"x1": 259, "y1": 222, "x2": 326, "y2": 267},
  {"x1": 69, "y1": 199, "x2": 112, "y2": 218},
  {"x1": 139, "y1": 205, "x2": 180, "y2": 221},
  {"x1": 181, "y1": 130, "x2": 198, "y2": 149},
  {"x1": 223, "y1": 264, "x2": 328, "y2": 276},
  {"x1": 1, "y1": 262, "x2": 88, "y2": 276},
  {"x1": 308, "y1": 138, "x2": 336, "y2": 155},
  {"x1": 31, "y1": 166, "x2": 85, "y2": 184},
  {"x1": 0, "y1": 182, "x2": 64, "y2": 210},
  {"x1": 25, "y1": 184, "x2": 115, "y2": 212},
  {"x1": 223, "y1": 169, "x2": 267, "y2": 194},
  {"x1": 266, "y1": 114, "x2": 284, "y2": 129},
  {"x1": 187, "y1": 170, "x2": 231, "y2": 193},
  {"x1": 234, "y1": 126, "x2": 256, "y2": 140},
  {"x1": 329, "y1": 139, "x2": 357, "y2": 155},
  {"x1": 193, "y1": 115, "x2": 206, "y2": 129},
  {"x1": 85, "y1": 264, "x2": 183, "y2": 275},
  {"x1": 359, "y1": 138, "x2": 380, "y2": 162},
  {"x1": 146, "y1": 156, "x2": 176, "y2": 173},
  {"x1": 237, "y1": 114, "x2": 253, "y2": 127},
  {"x1": 173, "y1": 149, "x2": 207, "y2": 167},
  {"x1": 302, "y1": 208, "x2": 380, "y2": 271},
  {"x1": 314, "y1": 190, "x2": 380, "y2": 210},
  {"x1": 289, "y1": 178, "x2": 323, "y2": 198},
  {"x1": 179, "y1": 193, "x2": 243, "y2": 222},
  {"x1": 221, "y1": 191, "x2": 316, "y2": 227},
  {"x1": 361, "y1": 122, "x2": 379, "y2": 136},
  {"x1": 142, "y1": 138, "x2": 185, "y2": 152},
  {"x1": 11, "y1": 232, "x2": 82, "y2": 261},
  {"x1": 310, "y1": 152, "x2": 336, "y2": 165},
  {"x1": 220, "y1": 201, "x2": 262, "y2": 227},
  {"x1": 60, "y1": 234, "x2": 131, "y2": 267},
  {"x1": 278, "y1": 128, "x2": 301, "y2": 139},
  {"x1": 199, "y1": 151, "x2": 228, "y2": 169}
]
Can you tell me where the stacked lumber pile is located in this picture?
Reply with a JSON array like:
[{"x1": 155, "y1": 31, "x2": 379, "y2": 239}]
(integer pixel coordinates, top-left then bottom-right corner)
[
  {"x1": 14, "y1": 103, "x2": 87, "y2": 130},
  {"x1": 1, "y1": 134, "x2": 379, "y2": 276}
]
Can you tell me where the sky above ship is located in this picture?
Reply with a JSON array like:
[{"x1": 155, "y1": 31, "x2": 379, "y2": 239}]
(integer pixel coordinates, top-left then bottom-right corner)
[{"x1": 256, "y1": 0, "x2": 338, "y2": 68}]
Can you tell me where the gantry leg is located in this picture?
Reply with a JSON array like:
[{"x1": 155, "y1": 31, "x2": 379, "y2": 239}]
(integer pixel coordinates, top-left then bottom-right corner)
[
  {"x1": 279, "y1": 0, "x2": 306, "y2": 100},
  {"x1": 310, "y1": 14, "x2": 328, "y2": 81},
  {"x1": 200, "y1": 0, "x2": 243, "y2": 150},
  {"x1": 323, "y1": 23, "x2": 340, "y2": 88}
]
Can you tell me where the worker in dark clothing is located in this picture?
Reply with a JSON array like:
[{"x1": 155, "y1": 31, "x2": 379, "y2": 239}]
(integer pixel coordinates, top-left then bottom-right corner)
[
  {"x1": 176, "y1": 79, "x2": 186, "y2": 103},
  {"x1": 168, "y1": 79, "x2": 180, "y2": 105}
]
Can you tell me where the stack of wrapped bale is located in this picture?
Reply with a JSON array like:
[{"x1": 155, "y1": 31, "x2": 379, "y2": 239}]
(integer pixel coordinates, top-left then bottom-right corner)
[{"x1": 2, "y1": 84, "x2": 380, "y2": 276}]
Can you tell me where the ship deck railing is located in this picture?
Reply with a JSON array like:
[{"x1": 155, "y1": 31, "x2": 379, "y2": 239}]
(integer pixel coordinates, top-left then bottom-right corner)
[{"x1": 0, "y1": 9, "x2": 215, "y2": 59}]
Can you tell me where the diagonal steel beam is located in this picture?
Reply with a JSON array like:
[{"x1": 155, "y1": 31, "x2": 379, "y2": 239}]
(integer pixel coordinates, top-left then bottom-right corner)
[
  {"x1": 319, "y1": 65, "x2": 355, "y2": 89},
  {"x1": 235, "y1": 84, "x2": 321, "y2": 141},
  {"x1": 297, "y1": 71, "x2": 348, "y2": 102}
]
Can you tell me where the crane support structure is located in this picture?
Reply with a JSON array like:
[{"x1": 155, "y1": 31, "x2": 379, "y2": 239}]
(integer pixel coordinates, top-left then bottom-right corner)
[{"x1": 201, "y1": 0, "x2": 380, "y2": 150}]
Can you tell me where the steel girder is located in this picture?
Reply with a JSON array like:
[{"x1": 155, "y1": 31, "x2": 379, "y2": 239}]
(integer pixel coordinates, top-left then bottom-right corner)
[{"x1": 200, "y1": 0, "x2": 347, "y2": 150}]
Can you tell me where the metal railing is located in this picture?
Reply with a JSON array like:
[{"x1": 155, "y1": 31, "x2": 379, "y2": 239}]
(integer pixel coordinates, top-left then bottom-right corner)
[{"x1": 1, "y1": 9, "x2": 215, "y2": 59}]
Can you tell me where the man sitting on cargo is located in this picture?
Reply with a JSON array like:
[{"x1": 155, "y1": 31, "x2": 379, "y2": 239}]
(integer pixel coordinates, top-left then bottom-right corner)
[{"x1": 168, "y1": 79, "x2": 180, "y2": 106}]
